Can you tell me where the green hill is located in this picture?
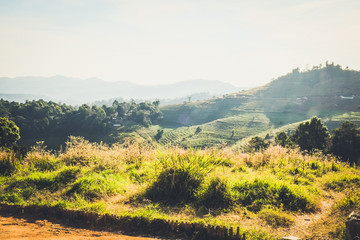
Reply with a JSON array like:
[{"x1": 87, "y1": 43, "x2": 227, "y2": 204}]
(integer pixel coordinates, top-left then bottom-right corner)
[{"x1": 157, "y1": 64, "x2": 360, "y2": 148}]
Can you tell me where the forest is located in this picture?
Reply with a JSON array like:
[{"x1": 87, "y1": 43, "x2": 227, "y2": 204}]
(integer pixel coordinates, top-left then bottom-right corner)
[{"x1": 0, "y1": 99, "x2": 162, "y2": 148}]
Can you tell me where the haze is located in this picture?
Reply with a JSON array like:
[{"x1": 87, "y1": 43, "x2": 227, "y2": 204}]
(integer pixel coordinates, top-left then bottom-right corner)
[{"x1": 0, "y1": 0, "x2": 360, "y2": 87}]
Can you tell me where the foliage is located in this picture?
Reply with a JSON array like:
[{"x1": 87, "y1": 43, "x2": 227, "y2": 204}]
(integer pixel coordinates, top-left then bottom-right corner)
[
  {"x1": 244, "y1": 136, "x2": 269, "y2": 152},
  {"x1": 232, "y1": 177, "x2": 316, "y2": 212},
  {"x1": 274, "y1": 131, "x2": 292, "y2": 147},
  {"x1": 0, "y1": 150, "x2": 20, "y2": 176},
  {"x1": 0, "y1": 99, "x2": 162, "y2": 148},
  {"x1": 155, "y1": 129, "x2": 164, "y2": 140},
  {"x1": 258, "y1": 207, "x2": 294, "y2": 227},
  {"x1": 198, "y1": 177, "x2": 233, "y2": 210},
  {"x1": 291, "y1": 116, "x2": 330, "y2": 152},
  {"x1": 325, "y1": 174, "x2": 360, "y2": 191},
  {"x1": 0, "y1": 117, "x2": 20, "y2": 147},
  {"x1": 0, "y1": 139, "x2": 359, "y2": 239},
  {"x1": 330, "y1": 121, "x2": 360, "y2": 164},
  {"x1": 145, "y1": 148, "x2": 215, "y2": 204},
  {"x1": 68, "y1": 171, "x2": 128, "y2": 200}
]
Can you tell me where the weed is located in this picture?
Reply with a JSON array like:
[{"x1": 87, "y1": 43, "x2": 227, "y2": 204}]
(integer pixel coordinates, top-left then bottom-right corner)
[
  {"x1": 68, "y1": 171, "x2": 128, "y2": 200},
  {"x1": 258, "y1": 207, "x2": 294, "y2": 227},
  {"x1": 0, "y1": 190, "x2": 23, "y2": 204},
  {"x1": 145, "y1": 148, "x2": 215, "y2": 204},
  {"x1": 0, "y1": 151, "x2": 20, "y2": 176},
  {"x1": 25, "y1": 141, "x2": 60, "y2": 171},
  {"x1": 198, "y1": 177, "x2": 233, "y2": 210},
  {"x1": 325, "y1": 174, "x2": 360, "y2": 191},
  {"x1": 7, "y1": 166, "x2": 80, "y2": 196},
  {"x1": 232, "y1": 177, "x2": 317, "y2": 212}
]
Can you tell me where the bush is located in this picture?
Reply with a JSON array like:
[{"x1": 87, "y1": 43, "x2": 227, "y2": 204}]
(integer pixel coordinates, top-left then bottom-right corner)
[
  {"x1": 325, "y1": 174, "x2": 360, "y2": 191},
  {"x1": 232, "y1": 178, "x2": 316, "y2": 212},
  {"x1": 0, "y1": 151, "x2": 20, "y2": 176},
  {"x1": 146, "y1": 167, "x2": 202, "y2": 204},
  {"x1": 8, "y1": 166, "x2": 80, "y2": 193},
  {"x1": 0, "y1": 190, "x2": 23, "y2": 204},
  {"x1": 145, "y1": 149, "x2": 214, "y2": 204},
  {"x1": 68, "y1": 171, "x2": 127, "y2": 200},
  {"x1": 198, "y1": 177, "x2": 233, "y2": 210},
  {"x1": 25, "y1": 141, "x2": 60, "y2": 171},
  {"x1": 259, "y1": 207, "x2": 294, "y2": 227}
]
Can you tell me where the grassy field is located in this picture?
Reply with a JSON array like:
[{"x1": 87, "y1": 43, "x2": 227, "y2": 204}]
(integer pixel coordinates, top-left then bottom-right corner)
[{"x1": 1, "y1": 138, "x2": 359, "y2": 239}]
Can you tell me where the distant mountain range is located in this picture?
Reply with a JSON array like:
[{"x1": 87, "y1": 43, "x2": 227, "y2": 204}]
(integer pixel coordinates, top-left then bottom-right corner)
[{"x1": 0, "y1": 76, "x2": 247, "y2": 105}]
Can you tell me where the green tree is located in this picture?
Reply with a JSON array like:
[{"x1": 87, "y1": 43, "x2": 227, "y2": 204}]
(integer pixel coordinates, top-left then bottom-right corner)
[
  {"x1": 155, "y1": 129, "x2": 164, "y2": 141},
  {"x1": 291, "y1": 117, "x2": 330, "y2": 152},
  {"x1": 245, "y1": 136, "x2": 269, "y2": 152},
  {"x1": 330, "y1": 121, "x2": 360, "y2": 164},
  {"x1": 275, "y1": 131, "x2": 292, "y2": 147},
  {"x1": 0, "y1": 117, "x2": 20, "y2": 147}
]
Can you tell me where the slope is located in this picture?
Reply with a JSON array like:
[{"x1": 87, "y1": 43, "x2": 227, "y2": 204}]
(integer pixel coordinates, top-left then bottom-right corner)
[{"x1": 157, "y1": 64, "x2": 360, "y2": 148}]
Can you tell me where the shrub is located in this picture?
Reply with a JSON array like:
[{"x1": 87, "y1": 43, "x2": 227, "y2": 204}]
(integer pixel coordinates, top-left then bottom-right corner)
[
  {"x1": 232, "y1": 178, "x2": 316, "y2": 212},
  {"x1": 334, "y1": 189, "x2": 360, "y2": 213},
  {"x1": 325, "y1": 174, "x2": 360, "y2": 191},
  {"x1": 259, "y1": 207, "x2": 294, "y2": 227},
  {"x1": 0, "y1": 151, "x2": 20, "y2": 176},
  {"x1": 25, "y1": 142, "x2": 59, "y2": 171},
  {"x1": 8, "y1": 166, "x2": 80, "y2": 194},
  {"x1": 0, "y1": 190, "x2": 23, "y2": 204},
  {"x1": 145, "y1": 148, "x2": 214, "y2": 204},
  {"x1": 146, "y1": 167, "x2": 202, "y2": 204},
  {"x1": 198, "y1": 177, "x2": 233, "y2": 209},
  {"x1": 68, "y1": 171, "x2": 127, "y2": 200}
]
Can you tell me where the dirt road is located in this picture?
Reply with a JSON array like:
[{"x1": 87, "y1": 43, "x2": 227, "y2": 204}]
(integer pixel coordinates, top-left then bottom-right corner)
[{"x1": 0, "y1": 215, "x2": 159, "y2": 240}]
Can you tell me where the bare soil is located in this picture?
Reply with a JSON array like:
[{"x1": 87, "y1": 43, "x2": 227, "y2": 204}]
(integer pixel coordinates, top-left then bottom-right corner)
[{"x1": 0, "y1": 215, "x2": 159, "y2": 240}]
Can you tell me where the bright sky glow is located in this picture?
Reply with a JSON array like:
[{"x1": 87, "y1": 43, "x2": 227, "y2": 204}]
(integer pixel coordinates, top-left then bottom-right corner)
[{"x1": 0, "y1": 0, "x2": 359, "y2": 87}]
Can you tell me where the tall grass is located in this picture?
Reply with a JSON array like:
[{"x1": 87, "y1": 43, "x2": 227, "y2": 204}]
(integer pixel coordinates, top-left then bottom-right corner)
[
  {"x1": 146, "y1": 148, "x2": 216, "y2": 204},
  {"x1": 232, "y1": 177, "x2": 317, "y2": 212},
  {"x1": 0, "y1": 150, "x2": 20, "y2": 176},
  {"x1": 68, "y1": 170, "x2": 128, "y2": 200},
  {"x1": 0, "y1": 140, "x2": 357, "y2": 239},
  {"x1": 60, "y1": 136, "x2": 155, "y2": 171}
]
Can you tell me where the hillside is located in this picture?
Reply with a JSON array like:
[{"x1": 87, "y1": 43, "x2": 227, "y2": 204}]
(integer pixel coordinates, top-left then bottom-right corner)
[{"x1": 157, "y1": 64, "x2": 360, "y2": 148}]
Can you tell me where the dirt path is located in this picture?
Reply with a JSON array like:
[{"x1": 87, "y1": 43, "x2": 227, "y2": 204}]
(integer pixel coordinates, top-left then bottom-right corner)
[{"x1": 0, "y1": 215, "x2": 159, "y2": 240}]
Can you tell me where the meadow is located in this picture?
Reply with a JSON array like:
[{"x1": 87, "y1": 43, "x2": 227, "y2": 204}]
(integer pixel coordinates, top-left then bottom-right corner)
[{"x1": 1, "y1": 137, "x2": 359, "y2": 239}]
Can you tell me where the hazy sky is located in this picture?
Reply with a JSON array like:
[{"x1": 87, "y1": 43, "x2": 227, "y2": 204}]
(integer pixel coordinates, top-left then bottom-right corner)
[{"x1": 1, "y1": 0, "x2": 359, "y2": 87}]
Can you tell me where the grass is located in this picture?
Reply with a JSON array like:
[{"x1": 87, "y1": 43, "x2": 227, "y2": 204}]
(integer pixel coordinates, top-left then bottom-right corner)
[{"x1": 0, "y1": 139, "x2": 359, "y2": 239}]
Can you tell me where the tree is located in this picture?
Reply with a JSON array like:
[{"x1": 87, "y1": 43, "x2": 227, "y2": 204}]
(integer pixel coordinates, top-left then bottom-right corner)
[
  {"x1": 275, "y1": 131, "x2": 292, "y2": 147},
  {"x1": 245, "y1": 136, "x2": 269, "y2": 152},
  {"x1": 291, "y1": 117, "x2": 330, "y2": 152},
  {"x1": 155, "y1": 129, "x2": 164, "y2": 141},
  {"x1": 330, "y1": 121, "x2": 360, "y2": 164},
  {"x1": 0, "y1": 117, "x2": 20, "y2": 147}
]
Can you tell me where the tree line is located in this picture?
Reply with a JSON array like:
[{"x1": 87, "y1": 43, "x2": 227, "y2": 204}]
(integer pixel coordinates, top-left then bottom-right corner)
[
  {"x1": 0, "y1": 99, "x2": 162, "y2": 148},
  {"x1": 246, "y1": 116, "x2": 360, "y2": 164}
]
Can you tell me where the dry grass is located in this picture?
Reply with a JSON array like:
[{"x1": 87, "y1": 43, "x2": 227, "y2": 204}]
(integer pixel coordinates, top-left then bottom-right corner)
[{"x1": 1, "y1": 140, "x2": 358, "y2": 240}]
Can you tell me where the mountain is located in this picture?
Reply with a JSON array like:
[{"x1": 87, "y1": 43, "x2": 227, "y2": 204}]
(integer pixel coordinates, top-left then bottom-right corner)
[
  {"x1": 155, "y1": 63, "x2": 360, "y2": 148},
  {"x1": 0, "y1": 76, "x2": 242, "y2": 104}
]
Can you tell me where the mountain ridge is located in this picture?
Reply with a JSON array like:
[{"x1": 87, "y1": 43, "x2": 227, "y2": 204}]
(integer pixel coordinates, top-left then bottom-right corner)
[{"x1": 0, "y1": 76, "x2": 243, "y2": 104}]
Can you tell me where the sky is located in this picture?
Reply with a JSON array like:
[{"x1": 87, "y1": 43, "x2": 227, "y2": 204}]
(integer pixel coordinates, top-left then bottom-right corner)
[{"x1": 0, "y1": 0, "x2": 360, "y2": 87}]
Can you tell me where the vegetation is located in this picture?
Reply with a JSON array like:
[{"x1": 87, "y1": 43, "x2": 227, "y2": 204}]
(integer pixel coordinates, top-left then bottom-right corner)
[
  {"x1": 1, "y1": 63, "x2": 359, "y2": 239},
  {"x1": 0, "y1": 117, "x2": 20, "y2": 148},
  {"x1": 0, "y1": 99, "x2": 162, "y2": 148},
  {"x1": 0, "y1": 137, "x2": 358, "y2": 239},
  {"x1": 157, "y1": 64, "x2": 360, "y2": 148},
  {"x1": 291, "y1": 116, "x2": 330, "y2": 152},
  {"x1": 330, "y1": 121, "x2": 360, "y2": 164}
]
